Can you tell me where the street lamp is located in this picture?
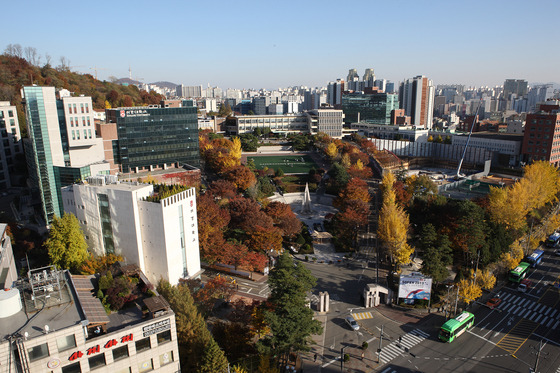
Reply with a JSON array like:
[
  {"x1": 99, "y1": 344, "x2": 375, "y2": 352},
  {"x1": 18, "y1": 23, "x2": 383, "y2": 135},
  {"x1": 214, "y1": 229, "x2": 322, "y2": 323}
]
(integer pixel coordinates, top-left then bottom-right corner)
[{"x1": 340, "y1": 345, "x2": 347, "y2": 372}]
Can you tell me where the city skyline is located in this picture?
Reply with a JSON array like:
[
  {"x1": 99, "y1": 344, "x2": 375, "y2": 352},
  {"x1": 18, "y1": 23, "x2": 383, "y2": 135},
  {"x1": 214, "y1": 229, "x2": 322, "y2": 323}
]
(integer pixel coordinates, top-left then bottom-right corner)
[{"x1": 1, "y1": 0, "x2": 559, "y2": 90}]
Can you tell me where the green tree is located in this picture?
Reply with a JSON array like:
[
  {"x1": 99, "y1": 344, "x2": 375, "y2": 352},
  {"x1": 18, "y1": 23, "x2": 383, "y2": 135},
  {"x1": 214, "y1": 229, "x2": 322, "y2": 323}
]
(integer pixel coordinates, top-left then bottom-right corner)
[
  {"x1": 45, "y1": 213, "x2": 88, "y2": 272},
  {"x1": 157, "y1": 280, "x2": 229, "y2": 372},
  {"x1": 218, "y1": 102, "x2": 232, "y2": 117},
  {"x1": 259, "y1": 252, "x2": 322, "y2": 359},
  {"x1": 239, "y1": 133, "x2": 259, "y2": 152}
]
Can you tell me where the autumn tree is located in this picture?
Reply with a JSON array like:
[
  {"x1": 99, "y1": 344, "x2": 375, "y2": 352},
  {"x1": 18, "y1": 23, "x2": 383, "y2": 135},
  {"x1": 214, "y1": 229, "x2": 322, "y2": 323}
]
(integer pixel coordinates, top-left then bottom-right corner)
[
  {"x1": 335, "y1": 177, "x2": 370, "y2": 209},
  {"x1": 224, "y1": 165, "x2": 257, "y2": 191},
  {"x1": 264, "y1": 201, "x2": 301, "y2": 238},
  {"x1": 197, "y1": 192, "x2": 230, "y2": 260},
  {"x1": 378, "y1": 173, "x2": 414, "y2": 268},
  {"x1": 79, "y1": 253, "x2": 123, "y2": 275},
  {"x1": 45, "y1": 213, "x2": 89, "y2": 272},
  {"x1": 209, "y1": 180, "x2": 238, "y2": 200},
  {"x1": 458, "y1": 278, "x2": 482, "y2": 305},
  {"x1": 475, "y1": 269, "x2": 496, "y2": 290},
  {"x1": 157, "y1": 280, "x2": 229, "y2": 372}
]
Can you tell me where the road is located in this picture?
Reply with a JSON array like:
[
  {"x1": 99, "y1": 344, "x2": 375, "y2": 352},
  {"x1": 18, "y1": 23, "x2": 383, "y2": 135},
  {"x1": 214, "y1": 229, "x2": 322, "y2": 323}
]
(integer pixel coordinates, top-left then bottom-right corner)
[{"x1": 381, "y1": 247, "x2": 560, "y2": 373}]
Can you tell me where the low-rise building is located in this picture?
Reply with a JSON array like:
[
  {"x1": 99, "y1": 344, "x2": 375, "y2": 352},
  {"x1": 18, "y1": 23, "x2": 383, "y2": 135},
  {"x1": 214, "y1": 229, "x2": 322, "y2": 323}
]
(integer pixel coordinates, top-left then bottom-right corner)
[
  {"x1": 0, "y1": 102, "x2": 23, "y2": 189},
  {"x1": 0, "y1": 264, "x2": 180, "y2": 373},
  {"x1": 61, "y1": 175, "x2": 201, "y2": 285},
  {"x1": 0, "y1": 223, "x2": 17, "y2": 288}
]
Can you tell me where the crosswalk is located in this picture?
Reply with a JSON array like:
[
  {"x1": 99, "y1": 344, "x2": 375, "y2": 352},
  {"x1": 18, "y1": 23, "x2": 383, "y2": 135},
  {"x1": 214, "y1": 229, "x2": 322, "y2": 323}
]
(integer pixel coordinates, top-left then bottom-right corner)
[
  {"x1": 379, "y1": 329, "x2": 430, "y2": 364},
  {"x1": 352, "y1": 311, "x2": 373, "y2": 320},
  {"x1": 497, "y1": 292, "x2": 560, "y2": 329}
]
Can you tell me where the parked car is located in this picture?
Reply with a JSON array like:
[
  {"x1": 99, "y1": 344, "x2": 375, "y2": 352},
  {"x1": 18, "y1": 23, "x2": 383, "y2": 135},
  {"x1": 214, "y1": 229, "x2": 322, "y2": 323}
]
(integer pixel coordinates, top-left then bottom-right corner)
[
  {"x1": 345, "y1": 315, "x2": 360, "y2": 331},
  {"x1": 518, "y1": 279, "x2": 531, "y2": 292},
  {"x1": 486, "y1": 297, "x2": 502, "y2": 309}
]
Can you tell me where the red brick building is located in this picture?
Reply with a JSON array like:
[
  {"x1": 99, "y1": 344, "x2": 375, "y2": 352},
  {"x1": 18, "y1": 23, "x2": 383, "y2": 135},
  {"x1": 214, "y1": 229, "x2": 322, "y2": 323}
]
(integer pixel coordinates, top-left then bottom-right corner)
[{"x1": 522, "y1": 103, "x2": 560, "y2": 166}]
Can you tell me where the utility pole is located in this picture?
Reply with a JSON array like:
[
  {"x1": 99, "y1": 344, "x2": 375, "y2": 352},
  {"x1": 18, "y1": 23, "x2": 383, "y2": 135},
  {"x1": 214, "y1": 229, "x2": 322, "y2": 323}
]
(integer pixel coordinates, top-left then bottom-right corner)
[
  {"x1": 340, "y1": 346, "x2": 347, "y2": 372},
  {"x1": 533, "y1": 339, "x2": 547, "y2": 373}
]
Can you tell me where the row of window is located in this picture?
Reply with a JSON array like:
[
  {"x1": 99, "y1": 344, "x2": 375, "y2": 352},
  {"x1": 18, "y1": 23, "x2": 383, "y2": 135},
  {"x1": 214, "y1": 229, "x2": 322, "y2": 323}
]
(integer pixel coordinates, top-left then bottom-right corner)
[
  {"x1": 61, "y1": 352, "x2": 172, "y2": 373},
  {"x1": 29, "y1": 330, "x2": 173, "y2": 371},
  {"x1": 68, "y1": 103, "x2": 90, "y2": 114},
  {"x1": 0, "y1": 109, "x2": 14, "y2": 118},
  {"x1": 71, "y1": 129, "x2": 93, "y2": 140},
  {"x1": 69, "y1": 117, "x2": 91, "y2": 127}
]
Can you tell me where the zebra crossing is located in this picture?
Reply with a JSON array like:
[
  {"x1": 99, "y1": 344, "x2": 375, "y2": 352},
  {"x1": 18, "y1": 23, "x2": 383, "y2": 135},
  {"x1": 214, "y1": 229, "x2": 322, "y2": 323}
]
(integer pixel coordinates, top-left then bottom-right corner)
[
  {"x1": 379, "y1": 329, "x2": 430, "y2": 364},
  {"x1": 497, "y1": 292, "x2": 560, "y2": 329},
  {"x1": 352, "y1": 311, "x2": 373, "y2": 320}
]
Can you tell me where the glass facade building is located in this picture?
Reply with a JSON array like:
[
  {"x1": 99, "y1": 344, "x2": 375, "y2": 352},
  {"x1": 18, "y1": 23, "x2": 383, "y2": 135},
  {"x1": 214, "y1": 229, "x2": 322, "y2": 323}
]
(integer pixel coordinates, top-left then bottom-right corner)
[
  {"x1": 107, "y1": 107, "x2": 199, "y2": 173},
  {"x1": 342, "y1": 92, "x2": 399, "y2": 125}
]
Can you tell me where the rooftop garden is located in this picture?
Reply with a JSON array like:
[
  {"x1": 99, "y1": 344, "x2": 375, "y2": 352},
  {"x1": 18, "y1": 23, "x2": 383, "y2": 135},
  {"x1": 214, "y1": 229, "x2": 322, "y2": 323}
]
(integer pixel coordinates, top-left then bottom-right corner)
[{"x1": 142, "y1": 183, "x2": 189, "y2": 203}]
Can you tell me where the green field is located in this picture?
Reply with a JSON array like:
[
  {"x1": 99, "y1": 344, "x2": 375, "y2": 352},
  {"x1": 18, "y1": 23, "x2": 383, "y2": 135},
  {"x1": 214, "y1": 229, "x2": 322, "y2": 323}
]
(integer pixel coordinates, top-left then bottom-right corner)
[{"x1": 247, "y1": 155, "x2": 316, "y2": 174}]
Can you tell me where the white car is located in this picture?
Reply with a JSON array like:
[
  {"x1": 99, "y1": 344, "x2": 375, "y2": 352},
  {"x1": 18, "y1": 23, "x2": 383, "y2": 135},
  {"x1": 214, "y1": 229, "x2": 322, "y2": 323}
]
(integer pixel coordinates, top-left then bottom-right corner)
[{"x1": 345, "y1": 315, "x2": 360, "y2": 331}]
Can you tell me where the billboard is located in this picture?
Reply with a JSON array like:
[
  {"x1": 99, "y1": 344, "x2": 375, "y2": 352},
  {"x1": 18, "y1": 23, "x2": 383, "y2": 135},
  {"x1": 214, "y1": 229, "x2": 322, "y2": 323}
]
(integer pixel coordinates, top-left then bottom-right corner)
[{"x1": 398, "y1": 273, "x2": 432, "y2": 300}]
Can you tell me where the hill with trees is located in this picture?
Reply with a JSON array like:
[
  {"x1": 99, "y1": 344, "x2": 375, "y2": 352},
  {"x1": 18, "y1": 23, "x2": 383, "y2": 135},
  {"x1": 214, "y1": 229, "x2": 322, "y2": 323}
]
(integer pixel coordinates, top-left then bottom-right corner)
[{"x1": 0, "y1": 44, "x2": 164, "y2": 136}]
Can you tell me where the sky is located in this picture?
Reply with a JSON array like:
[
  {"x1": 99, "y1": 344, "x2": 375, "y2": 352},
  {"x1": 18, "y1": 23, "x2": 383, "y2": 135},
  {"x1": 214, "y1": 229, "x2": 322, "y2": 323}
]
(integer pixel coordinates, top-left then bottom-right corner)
[{"x1": 1, "y1": 0, "x2": 559, "y2": 90}]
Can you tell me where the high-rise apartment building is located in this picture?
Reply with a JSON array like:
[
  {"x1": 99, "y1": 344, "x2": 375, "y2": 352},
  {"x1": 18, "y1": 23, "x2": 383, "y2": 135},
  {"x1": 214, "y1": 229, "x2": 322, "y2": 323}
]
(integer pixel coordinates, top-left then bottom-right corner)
[
  {"x1": 363, "y1": 68, "x2": 375, "y2": 88},
  {"x1": 0, "y1": 102, "x2": 23, "y2": 189},
  {"x1": 327, "y1": 80, "x2": 345, "y2": 107},
  {"x1": 106, "y1": 105, "x2": 199, "y2": 173},
  {"x1": 347, "y1": 69, "x2": 359, "y2": 82},
  {"x1": 22, "y1": 87, "x2": 109, "y2": 224},
  {"x1": 253, "y1": 96, "x2": 270, "y2": 115},
  {"x1": 176, "y1": 84, "x2": 202, "y2": 98},
  {"x1": 503, "y1": 79, "x2": 528, "y2": 98},
  {"x1": 399, "y1": 76, "x2": 435, "y2": 129}
]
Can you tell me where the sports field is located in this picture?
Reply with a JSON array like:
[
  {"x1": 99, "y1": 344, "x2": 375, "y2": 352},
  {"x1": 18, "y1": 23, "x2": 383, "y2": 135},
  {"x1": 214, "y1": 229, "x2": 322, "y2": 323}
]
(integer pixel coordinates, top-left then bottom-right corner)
[{"x1": 247, "y1": 155, "x2": 316, "y2": 174}]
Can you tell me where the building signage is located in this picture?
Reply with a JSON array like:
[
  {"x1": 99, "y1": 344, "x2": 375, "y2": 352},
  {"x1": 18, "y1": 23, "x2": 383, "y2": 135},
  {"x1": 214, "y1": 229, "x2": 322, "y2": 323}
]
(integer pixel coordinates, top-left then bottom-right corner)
[
  {"x1": 68, "y1": 333, "x2": 133, "y2": 361},
  {"x1": 397, "y1": 273, "x2": 432, "y2": 300},
  {"x1": 123, "y1": 109, "x2": 149, "y2": 117},
  {"x1": 143, "y1": 318, "x2": 171, "y2": 338},
  {"x1": 47, "y1": 358, "x2": 61, "y2": 369}
]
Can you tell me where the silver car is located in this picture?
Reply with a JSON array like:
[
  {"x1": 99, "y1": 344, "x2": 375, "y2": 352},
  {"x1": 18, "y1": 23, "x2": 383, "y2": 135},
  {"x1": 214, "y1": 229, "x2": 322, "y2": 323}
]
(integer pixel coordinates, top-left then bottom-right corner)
[{"x1": 345, "y1": 315, "x2": 360, "y2": 331}]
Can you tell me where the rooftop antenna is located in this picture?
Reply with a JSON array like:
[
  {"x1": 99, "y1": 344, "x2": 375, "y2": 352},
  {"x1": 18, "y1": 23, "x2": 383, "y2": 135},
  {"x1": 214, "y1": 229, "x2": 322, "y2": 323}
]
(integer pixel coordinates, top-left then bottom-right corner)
[
  {"x1": 456, "y1": 98, "x2": 483, "y2": 179},
  {"x1": 128, "y1": 65, "x2": 132, "y2": 80}
]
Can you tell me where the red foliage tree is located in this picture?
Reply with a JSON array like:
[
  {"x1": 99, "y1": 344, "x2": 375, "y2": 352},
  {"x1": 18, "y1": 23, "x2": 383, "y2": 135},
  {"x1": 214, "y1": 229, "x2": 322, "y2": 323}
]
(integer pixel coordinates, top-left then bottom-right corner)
[
  {"x1": 224, "y1": 165, "x2": 257, "y2": 191},
  {"x1": 209, "y1": 180, "x2": 238, "y2": 200},
  {"x1": 264, "y1": 201, "x2": 301, "y2": 238},
  {"x1": 228, "y1": 197, "x2": 273, "y2": 232},
  {"x1": 197, "y1": 193, "x2": 230, "y2": 258}
]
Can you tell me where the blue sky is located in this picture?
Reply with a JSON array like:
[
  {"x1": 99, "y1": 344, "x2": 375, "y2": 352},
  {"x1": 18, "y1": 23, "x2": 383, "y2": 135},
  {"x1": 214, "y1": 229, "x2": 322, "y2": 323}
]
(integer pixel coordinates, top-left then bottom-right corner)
[{"x1": 1, "y1": 0, "x2": 559, "y2": 90}]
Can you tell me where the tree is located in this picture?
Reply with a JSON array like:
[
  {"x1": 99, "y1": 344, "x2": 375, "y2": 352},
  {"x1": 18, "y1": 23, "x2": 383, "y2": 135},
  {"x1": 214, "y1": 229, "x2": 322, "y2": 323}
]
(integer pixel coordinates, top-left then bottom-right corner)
[
  {"x1": 79, "y1": 253, "x2": 123, "y2": 275},
  {"x1": 458, "y1": 278, "x2": 482, "y2": 305},
  {"x1": 239, "y1": 133, "x2": 259, "y2": 152},
  {"x1": 45, "y1": 213, "x2": 89, "y2": 272},
  {"x1": 325, "y1": 142, "x2": 338, "y2": 159},
  {"x1": 224, "y1": 165, "x2": 257, "y2": 191},
  {"x1": 264, "y1": 201, "x2": 301, "y2": 238},
  {"x1": 158, "y1": 280, "x2": 229, "y2": 372},
  {"x1": 378, "y1": 173, "x2": 413, "y2": 268},
  {"x1": 259, "y1": 252, "x2": 322, "y2": 359},
  {"x1": 219, "y1": 102, "x2": 232, "y2": 117},
  {"x1": 335, "y1": 177, "x2": 370, "y2": 209},
  {"x1": 475, "y1": 269, "x2": 496, "y2": 290}
]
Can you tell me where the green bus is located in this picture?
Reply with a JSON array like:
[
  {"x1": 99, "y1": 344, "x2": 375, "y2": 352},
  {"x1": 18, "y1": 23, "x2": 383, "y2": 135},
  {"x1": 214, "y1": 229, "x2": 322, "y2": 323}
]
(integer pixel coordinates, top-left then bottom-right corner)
[
  {"x1": 439, "y1": 311, "x2": 475, "y2": 343},
  {"x1": 509, "y1": 261, "x2": 530, "y2": 283}
]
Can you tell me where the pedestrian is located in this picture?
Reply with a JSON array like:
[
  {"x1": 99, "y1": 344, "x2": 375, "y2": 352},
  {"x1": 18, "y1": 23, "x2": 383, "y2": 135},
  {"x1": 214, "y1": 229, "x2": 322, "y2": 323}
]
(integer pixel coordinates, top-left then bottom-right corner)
[
  {"x1": 314, "y1": 353, "x2": 317, "y2": 362},
  {"x1": 361, "y1": 352, "x2": 364, "y2": 360}
]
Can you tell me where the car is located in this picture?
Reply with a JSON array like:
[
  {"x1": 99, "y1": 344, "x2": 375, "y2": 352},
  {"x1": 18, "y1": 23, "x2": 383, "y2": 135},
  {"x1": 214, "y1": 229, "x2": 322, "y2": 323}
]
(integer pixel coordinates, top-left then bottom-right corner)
[
  {"x1": 486, "y1": 297, "x2": 502, "y2": 309},
  {"x1": 518, "y1": 279, "x2": 531, "y2": 292},
  {"x1": 345, "y1": 315, "x2": 360, "y2": 331}
]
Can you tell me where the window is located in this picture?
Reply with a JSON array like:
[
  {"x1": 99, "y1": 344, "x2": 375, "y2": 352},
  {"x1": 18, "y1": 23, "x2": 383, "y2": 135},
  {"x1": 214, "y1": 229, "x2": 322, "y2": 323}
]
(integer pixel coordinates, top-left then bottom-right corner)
[
  {"x1": 138, "y1": 359, "x2": 153, "y2": 373},
  {"x1": 70, "y1": 118, "x2": 74, "y2": 127},
  {"x1": 87, "y1": 117, "x2": 91, "y2": 126},
  {"x1": 81, "y1": 103, "x2": 84, "y2": 113},
  {"x1": 112, "y1": 345, "x2": 129, "y2": 361},
  {"x1": 62, "y1": 362, "x2": 81, "y2": 373},
  {"x1": 27, "y1": 343, "x2": 49, "y2": 362},
  {"x1": 68, "y1": 104, "x2": 72, "y2": 113},
  {"x1": 88, "y1": 353, "x2": 106, "y2": 369},
  {"x1": 157, "y1": 330, "x2": 172, "y2": 345},
  {"x1": 88, "y1": 129, "x2": 92, "y2": 139},
  {"x1": 8, "y1": 110, "x2": 13, "y2": 117},
  {"x1": 86, "y1": 103, "x2": 89, "y2": 113},
  {"x1": 159, "y1": 351, "x2": 173, "y2": 366},
  {"x1": 73, "y1": 104, "x2": 77, "y2": 113},
  {"x1": 135, "y1": 337, "x2": 151, "y2": 353},
  {"x1": 57, "y1": 335, "x2": 76, "y2": 352},
  {"x1": 72, "y1": 130, "x2": 75, "y2": 140}
]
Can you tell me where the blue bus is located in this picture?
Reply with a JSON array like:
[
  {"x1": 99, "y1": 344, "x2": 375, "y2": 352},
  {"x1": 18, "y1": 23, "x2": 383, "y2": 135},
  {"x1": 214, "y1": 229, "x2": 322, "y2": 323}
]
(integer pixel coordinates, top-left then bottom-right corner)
[
  {"x1": 546, "y1": 232, "x2": 560, "y2": 248},
  {"x1": 525, "y1": 249, "x2": 544, "y2": 268}
]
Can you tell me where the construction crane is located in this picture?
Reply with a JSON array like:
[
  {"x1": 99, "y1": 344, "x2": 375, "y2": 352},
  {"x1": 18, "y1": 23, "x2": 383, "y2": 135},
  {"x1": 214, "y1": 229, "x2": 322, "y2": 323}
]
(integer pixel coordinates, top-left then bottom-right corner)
[
  {"x1": 90, "y1": 66, "x2": 108, "y2": 80},
  {"x1": 455, "y1": 98, "x2": 483, "y2": 179}
]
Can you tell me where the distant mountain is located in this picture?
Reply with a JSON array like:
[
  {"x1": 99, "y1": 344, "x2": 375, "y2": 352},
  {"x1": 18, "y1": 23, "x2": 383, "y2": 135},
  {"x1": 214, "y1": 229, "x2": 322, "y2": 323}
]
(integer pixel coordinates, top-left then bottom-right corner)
[{"x1": 150, "y1": 81, "x2": 178, "y2": 90}]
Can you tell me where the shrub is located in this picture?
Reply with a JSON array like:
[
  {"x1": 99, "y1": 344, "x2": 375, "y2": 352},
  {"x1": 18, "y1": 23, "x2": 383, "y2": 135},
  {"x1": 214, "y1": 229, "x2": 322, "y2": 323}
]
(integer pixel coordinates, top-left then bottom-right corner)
[
  {"x1": 362, "y1": 341, "x2": 369, "y2": 350},
  {"x1": 343, "y1": 354, "x2": 350, "y2": 362}
]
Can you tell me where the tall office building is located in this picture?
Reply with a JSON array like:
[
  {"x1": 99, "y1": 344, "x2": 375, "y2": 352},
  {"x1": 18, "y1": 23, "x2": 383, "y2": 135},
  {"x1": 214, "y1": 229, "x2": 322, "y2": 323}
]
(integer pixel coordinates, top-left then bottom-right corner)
[
  {"x1": 0, "y1": 102, "x2": 23, "y2": 189},
  {"x1": 106, "y1": 104, "x2": 199, "y2": 173},
  {"x1": 363, "y1": 68, "x2": 375, "y2": 88},
  {"x1": 347, "y1": 69, "x2": 359, "y2": 82},
  {"x1": 253, "y1": 96, "x2": 270, "y2": 115},
  {"x1": 399, "y1": 76, "x2": 435, "y2": 129},
  {"x1": 522, "y1": 102, "x2": 560, "y2": 166},
  {"x1": 342, "y1": 92, "x2": 399, "y2": 124},
  {"x1": 22, "y1": 87, "x2": 109, "y2": 224}
]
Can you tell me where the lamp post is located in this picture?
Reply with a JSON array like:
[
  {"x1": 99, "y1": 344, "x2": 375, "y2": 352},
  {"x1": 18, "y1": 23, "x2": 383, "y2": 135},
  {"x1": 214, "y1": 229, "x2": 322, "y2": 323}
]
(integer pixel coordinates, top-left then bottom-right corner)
[{"x1": 340, "y1": 346, "x2": 347, "y2": 372}]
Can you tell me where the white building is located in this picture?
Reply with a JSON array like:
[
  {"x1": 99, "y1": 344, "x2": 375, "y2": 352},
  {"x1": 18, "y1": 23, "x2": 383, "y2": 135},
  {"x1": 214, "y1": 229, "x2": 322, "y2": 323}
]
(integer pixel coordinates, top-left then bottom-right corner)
[
  {"x1": 0, "y1": 101, "x2": 23, "y2": 188},
  {"x1": 0, "y1": 223, "x2": 17, "y2": 288},
  {"x1": 61, "y1": 176, "x2": 201, "y2": 285},
  {"x1": 452, "y1": 132, "x2": 523, "y2": 166},
  {"x1": 305, "y1": 108, "x2": 344, "y2": 138},
  {"x1": 399, "y1": 76, "x2": 435, "y2": 129}
]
